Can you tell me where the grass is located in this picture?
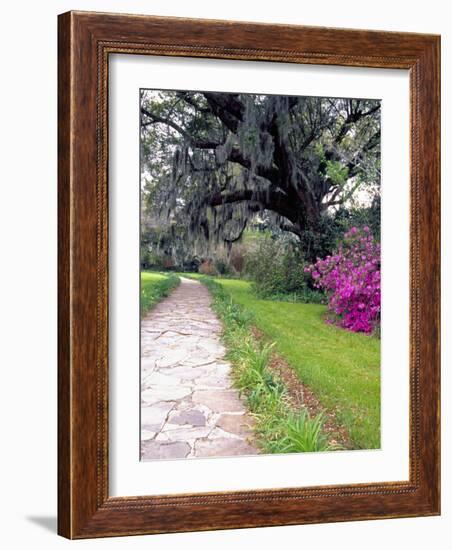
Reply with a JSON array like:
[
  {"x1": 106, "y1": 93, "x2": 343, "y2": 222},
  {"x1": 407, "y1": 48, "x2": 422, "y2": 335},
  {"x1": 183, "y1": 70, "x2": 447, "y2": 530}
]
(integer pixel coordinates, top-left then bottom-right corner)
[
  {"x1": 203, "y1": 277, "x2": 334, "y2": 454},
  {"x1": 140, "y1": 271, "x2": 180, "y2": 316},
  {"x1": 208, "y1": 277, "x2": 381, "y2": 450},
  {"x1": 266, "y1": 410, "x2": 330, "y2": 454}
]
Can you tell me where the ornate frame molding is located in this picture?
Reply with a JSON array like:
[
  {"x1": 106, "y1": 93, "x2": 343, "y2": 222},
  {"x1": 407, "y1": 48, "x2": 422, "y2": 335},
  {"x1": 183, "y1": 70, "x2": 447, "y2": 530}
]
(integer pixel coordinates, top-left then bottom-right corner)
[{"x1": 58, "y1": 11, "x2": 440, "y2": 538}]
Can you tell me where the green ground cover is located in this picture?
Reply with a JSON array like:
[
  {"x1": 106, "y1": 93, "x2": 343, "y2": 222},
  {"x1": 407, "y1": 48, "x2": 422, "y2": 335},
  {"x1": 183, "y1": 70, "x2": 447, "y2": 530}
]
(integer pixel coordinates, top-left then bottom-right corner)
[
  {"x1": 140, "y1": 271, "x2": 180, "y2": 316},
  {"x1": 203, "y1": 278, "x2": 334, "y2": 454},
  {"x1": 205, "y1": 277, "x2": 381, "y2": 450}
]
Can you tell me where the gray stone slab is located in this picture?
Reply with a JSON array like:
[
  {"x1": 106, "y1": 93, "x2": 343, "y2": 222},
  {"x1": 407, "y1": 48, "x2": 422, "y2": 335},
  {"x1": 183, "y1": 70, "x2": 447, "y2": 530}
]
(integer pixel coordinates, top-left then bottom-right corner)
[
  {"x1": 168, "y1": 409, "x2": 206, "y2": 427},
  {"x1": 195, "y1": 376, "x2": 231, "y2": 389},
  {"x1": 162, "y1": 426, "x2": 212, "y2": 441},
  {"x1": 192, "y1": 390, "x2": 246, "y2": 413},
  {"x1": 216, "y1": 413, "x2": 255, "y2": 437},
  {"x1": 194, "y1": 438, "x2": 259, "y2": 458},
  {"x1": 158, "y1": 365, "x2": 207, "y2": 380},
  {"x1": 141, "y1": 401, "x2": 175, "y2": 431},
  {"x1": 145, "y1": 372, "x2": 183, "y2": 387},
  {"x1": 141, "y1": 441, "x2": 190, "y2": 460},
  {"x1": 141, "y1": 386, "x2": 192, "y2": 405}
]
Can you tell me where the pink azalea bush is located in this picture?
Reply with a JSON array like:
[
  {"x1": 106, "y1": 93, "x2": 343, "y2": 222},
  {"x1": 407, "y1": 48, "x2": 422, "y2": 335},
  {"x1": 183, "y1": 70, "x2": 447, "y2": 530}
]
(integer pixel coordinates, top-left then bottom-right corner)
[{"x1": 305, "y1": 227, "x2": 381, "y2": 334}]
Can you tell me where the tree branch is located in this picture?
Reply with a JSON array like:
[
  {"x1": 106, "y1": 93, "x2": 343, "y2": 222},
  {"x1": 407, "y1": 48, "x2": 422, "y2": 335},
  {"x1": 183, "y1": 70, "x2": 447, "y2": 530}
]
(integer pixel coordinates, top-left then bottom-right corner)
[
  {"x1": 141, "y1": 107, "x2": 220, "y2": 149},
  {"x1": 205, "y1": 187, "x2": 300, "y2": 225},
  {"x1": 176, "y1": 92, "x2": 212, "y2": 114},
  {"x1": 334, "y1": 103, "x2": 381, "y2": 145},
  {"x1": 203, "y1": 92, "x2": 244, "y2": 133},
  {"x1": 277, "y1": 219, "x2": 303, "y2": 238},
  {"x1": 347, "y1": 129, "x2": 381, "y2": 178}
]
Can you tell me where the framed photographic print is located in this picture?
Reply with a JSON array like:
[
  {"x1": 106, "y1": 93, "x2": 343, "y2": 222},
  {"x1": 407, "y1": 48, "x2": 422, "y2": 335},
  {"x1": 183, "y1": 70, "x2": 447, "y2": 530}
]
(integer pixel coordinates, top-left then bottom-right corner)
[{"x1": 58, "y1": 11, "x2": 440, "y2": 538}]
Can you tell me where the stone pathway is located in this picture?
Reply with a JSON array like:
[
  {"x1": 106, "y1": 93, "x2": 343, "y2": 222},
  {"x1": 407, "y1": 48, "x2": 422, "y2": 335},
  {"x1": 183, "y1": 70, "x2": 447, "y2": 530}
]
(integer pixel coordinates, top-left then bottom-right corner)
[{"x1": 141, "y1": 277, "x2": 259, "y2": 460}]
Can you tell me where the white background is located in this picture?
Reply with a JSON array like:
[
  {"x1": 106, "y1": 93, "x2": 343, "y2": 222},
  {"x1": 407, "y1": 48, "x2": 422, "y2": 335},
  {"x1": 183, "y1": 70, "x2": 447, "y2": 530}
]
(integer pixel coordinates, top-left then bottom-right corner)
[
  {"x1": 110, "y1": 56, "x2": 409, "y2": 496},
  {"x1": 0, "y1": 0, "x2": 450, "y2": 548}
]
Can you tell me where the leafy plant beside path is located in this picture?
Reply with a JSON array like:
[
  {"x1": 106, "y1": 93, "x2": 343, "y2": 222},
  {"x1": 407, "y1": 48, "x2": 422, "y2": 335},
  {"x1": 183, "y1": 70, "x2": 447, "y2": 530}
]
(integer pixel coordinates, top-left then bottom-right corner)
[
  {"x1": 201, "y1": 277, "x2": 334, "y2": 454},
  {"x1": 140, "y1": 271, "x2": 180, "y2": 316},
  {"x1": 208, "y1": 277, "x2": 380, "y2": 450}
]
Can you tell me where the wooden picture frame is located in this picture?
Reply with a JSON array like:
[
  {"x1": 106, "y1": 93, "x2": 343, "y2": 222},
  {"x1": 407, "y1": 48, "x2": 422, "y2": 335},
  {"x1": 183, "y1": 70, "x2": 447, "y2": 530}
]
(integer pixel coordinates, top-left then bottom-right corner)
[{"x1": 58, "y1": 10, "x2": 440, "y2": 539}]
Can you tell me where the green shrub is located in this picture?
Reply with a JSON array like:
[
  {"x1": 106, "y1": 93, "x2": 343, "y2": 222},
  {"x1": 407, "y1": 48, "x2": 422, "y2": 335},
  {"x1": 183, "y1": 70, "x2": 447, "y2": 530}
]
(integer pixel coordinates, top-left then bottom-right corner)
[
  {"x1": 214, "y1": 258, "x2": 233, "y2": 276},
  {"x1": 198, "y1": 259, "x2": 218, "y2": 276},
  {"x1": 259, "y1": 289, "x2": 327, "y2": 305},
  {"x1": 244, "y1": 234, "x2": 324, "y2": 302},
  {"x1": 229, "y1": 245, "x2": 246, "y2": 273}
]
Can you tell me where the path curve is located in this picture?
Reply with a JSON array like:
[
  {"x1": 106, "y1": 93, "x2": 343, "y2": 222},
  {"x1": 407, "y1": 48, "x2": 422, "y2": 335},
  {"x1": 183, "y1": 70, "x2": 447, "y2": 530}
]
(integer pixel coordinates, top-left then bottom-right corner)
[{"x1": 141, "y1": 277, "x2": 259, "y2": 460}]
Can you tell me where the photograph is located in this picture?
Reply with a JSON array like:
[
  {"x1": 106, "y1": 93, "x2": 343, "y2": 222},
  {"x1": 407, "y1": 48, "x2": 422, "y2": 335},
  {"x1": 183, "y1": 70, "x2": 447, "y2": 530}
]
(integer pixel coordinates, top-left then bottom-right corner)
[
  {"x1": 48, "y1": 3, "x2": 441, "y2": 541},
  {"x1": 139, "y1": 89, "x2": 382, "y2": 460}
]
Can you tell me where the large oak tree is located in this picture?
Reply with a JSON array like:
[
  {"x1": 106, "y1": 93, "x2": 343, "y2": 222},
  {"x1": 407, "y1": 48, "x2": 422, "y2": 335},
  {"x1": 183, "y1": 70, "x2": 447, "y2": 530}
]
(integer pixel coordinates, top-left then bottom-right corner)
[{"x1": 140, "y1": 90, "x2": 380, "y2": 260}]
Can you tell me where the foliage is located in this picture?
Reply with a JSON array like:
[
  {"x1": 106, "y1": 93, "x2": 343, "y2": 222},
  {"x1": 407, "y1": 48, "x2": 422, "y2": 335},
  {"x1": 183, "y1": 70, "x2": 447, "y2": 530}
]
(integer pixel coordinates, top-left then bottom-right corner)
[
  {"x1": 265, "y1": 410, "x2": 330, "y2": 454},
  {"x1": 202, "y1": 278, "x2": 332, "y2": 453},
  {"x1": 140, "y1": 272, "x2": 180, "y2": 316},
  {"x1": 228, "y1": 245, "x2": 246, "y2": 273},
  {"x1": 335, "y1": 195, "x2": 381, "y2": 241},
  {"x1": 212, "y1": 278, "x2": 380, "y2": 449},
  {"x1": 306, "y1": 227, "x2": 380, "y2": 334},
  {"x1": 290, "y1": 196, "x2": 381, "y2": 262},
  {"x1": 141, "y1": 90, "x2": 381, "y2": 260},
  {"x1": 244, "y1": 233, "x2": 325, "y2": 302},
  {"x1": 140, "y1": 243, "x2": 154, "y2": 270},
  {"x1": 214, "y1": 257, "x2": 234, "y2": 276},
  {"x1": 198, "y1": 259, "x2": 218, "y2": 276},
  {"x1": 257, "y1": 289, "x2": 326, "y2": 305},
  {"x1": 140, "y1": 220, "x2": 201, "y2": 271}
]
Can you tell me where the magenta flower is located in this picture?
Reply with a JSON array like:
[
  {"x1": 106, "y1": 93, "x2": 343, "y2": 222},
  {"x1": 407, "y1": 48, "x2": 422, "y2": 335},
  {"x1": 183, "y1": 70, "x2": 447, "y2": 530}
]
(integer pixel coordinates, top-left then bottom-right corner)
[{"x1": 306, "y1": 227, "x2": 381, "y2": 334}]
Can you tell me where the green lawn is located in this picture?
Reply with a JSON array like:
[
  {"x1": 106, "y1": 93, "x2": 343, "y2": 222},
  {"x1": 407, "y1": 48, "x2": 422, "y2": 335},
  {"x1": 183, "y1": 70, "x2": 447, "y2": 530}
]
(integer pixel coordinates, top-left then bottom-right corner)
[
  {"x1": 140, "y1": 271, "x2": 180, "y2": 316},
  {"x1": 211, "y1": 278, "x2": 381, "y2": 450}
]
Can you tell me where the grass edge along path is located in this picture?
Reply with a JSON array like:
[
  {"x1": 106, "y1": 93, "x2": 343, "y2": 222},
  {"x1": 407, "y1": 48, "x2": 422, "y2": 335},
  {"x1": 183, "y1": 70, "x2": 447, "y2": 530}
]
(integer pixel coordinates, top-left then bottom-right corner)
[
  {"x1": 140, "y1": 271, "x2": 180, "y2": 316},
  {"x1": 212, "y1": 277, "x2": 380, "y2": 450},
  {"x1": 202, "y1": 277, "x2": 338, "y2": 454}
]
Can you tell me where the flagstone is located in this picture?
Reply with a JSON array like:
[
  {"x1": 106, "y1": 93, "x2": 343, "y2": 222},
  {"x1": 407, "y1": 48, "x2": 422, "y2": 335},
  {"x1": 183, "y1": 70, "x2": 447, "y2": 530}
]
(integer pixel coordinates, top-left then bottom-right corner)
[
  {"x1": 140, "y1": 277, "x2": 259, "y2": 459},
  {"x1": 216, "y1": 413, "x2": 255, "y2": 436},
  {"x1": 155, "y1": 348, "x2": 188, "y2": 367},
  {"x1": 140, "y1": 356, "x2": 158, "y2": 370},
  {"x1": 194, "y1": 438, "x2": 259, "y2": 458},
  {"x1": 168, "y1": 409, "x2": 207, "y2": 427},
  {"x1": 196, "y1": 376, "x2": 232, "y2": 389},
  {"x1": 141, "y1": 401, "x2": 176, "y2": 431},
  {"x1": 208, "y1": 427, "x2": 242, "y2": 440},
  {"x1": 141, "y1": 386, "x2": 192, "y2": 405},
  {"x1": 192, "y1": 390, "x2": 245, "y2": 413},
  {"x1": 146, "y1": 372, "x2": 183, "y2": 386},
  {"x1": 159, "y1": 365, "x2": 207, "y2": 380},
  {"x1": 141, "y1": 429, "x2": 156, "y2": 441},
  {"x1": 162, "y1": 426, "x2": 213, "y2": 441},
  {"x1": 141, "y1": 441, "x2": 191, "y2": 460}
]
